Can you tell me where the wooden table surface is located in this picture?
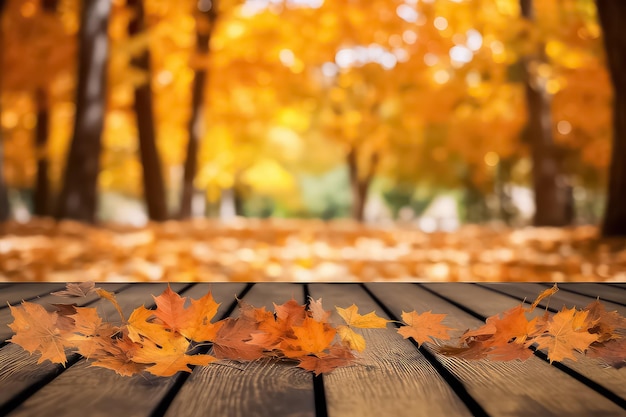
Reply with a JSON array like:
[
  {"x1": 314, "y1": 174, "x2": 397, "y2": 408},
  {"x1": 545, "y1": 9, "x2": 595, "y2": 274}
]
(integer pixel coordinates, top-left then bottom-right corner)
[{"x1": 0, "y1": 282, "x2": 625, "y2": 417}]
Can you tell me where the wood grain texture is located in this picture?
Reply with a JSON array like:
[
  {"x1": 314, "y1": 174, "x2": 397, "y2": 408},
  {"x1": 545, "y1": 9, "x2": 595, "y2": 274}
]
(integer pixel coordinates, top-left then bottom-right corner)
[
  {"x1": 0, "y1": 343, "x2": 74, "y2": 411},
  {"x1": 0, "y1": 283, "x2": 128, "y2": 342},
  {"x1": 549, "y1": 283, "x2": 626, "y2": 306},
  {"x1": 2, "y1": 283, "x2": 191, "y2": 417},
  {"x1": 308, "y1": 283, "x2": 473, "y2": 417},
  {"x1": 366, "y1": 283, "x2": 626, "y2": 417},
  {"x1": 0, "y1": 283, "x2": 67, "y2": 308},
  {"x1": 421, "y1": 283, "x2": 626, "y2": 400},
  {"x1": 478, "y1": 283, "x2": 626, "y2": 316},
  {"x1": 164, "y1": 283, "x2": 316, "y2": 417}
]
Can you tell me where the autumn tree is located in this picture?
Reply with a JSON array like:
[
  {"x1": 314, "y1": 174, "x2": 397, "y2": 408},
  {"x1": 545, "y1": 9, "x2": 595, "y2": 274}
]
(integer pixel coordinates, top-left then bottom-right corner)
[
  {"x1": 520, "y1": 0, "x2": 571, "y2": 226},
  {"x1": 127, "y1": 0, "x2": 168, "y2": 221},
  {"x1": 596, "y1": 0, "x2": 626, "y2": 236},
  {"x1": 30, "y1": 0, "x2": 62, "y2": 217},
  {"x1": 56, "y1": 0, "x2": 111, "y2": 222},
  {"x1": 180, "y1": 0, "x2": 218, "y2": 219}
]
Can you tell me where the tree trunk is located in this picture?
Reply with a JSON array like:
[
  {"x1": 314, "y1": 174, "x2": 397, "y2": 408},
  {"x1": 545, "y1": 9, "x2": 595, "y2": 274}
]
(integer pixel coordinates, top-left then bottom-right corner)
[
  {"x1": 520, "y1": 0, "x2": 570, "y2": 227},
  {"x1": 128, "y1": 0, "x2": 167, "y2": 221},
  {"x1": 0, "y1": 0, "x2": 10, "y2": 222},
  {"x1": 32, "y1": 1, "x2": 59, "y2": 217},
  {"x1": 180, "y1": 1, "x2": 217, "y2": 219},
  {"x1": 347, "y1": 147, "x2": 378, "y2": 222},
  {"x1": 33, "y1": 88, "x2": 50, "y2": 216},
  {"x1": 56, "y1": 0, "x2": 110, "y2": 223},
  {"x1": 597, "y1": 0, "x2": 626, "y2": 236}
]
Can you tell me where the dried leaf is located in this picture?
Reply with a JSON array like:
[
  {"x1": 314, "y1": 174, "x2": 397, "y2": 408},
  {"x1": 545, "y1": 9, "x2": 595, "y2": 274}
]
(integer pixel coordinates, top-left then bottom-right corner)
[
  {"x1": 336, "y1": 304, "x2": 389, "y2": 329},
  {"x1": 528, "y1": 283, "x2": 558, "y2": 312},
  {"x1": 285, "y1": 317, "x2": 337, "y2": 357},
  {"x1": 583, "y1": 299, "x2": 626, "y2": 342},
  {"x1": 212, "y1": 317, "x2": 265, "y2": 361},
  {"x1": 51, "y1": 282, "x2": 98, "y2": 298},
  {"x1": 535, "y1": 307, "x2": 599, "y2": 363},
  {"x1": 297, "y1": 344, "x2": 356, "y2": 375},
  {"x1": 308, "y1": 297, "x2": 331, "y2": 323},
  {"x1": 131, "y1": 333, "x2": 215, "y2": 377},
  {"x1": 8, "y1": 302, "x2": 68, "y2": 364},
  {"x1": 336, "y1": 325, "x2": 366, "y2": 352},
  {"x1": 586, "y1": 339, "x2": 626, "y2": 369},
  {"x1": 397, "y1": 311, "x2": 453, "y2": 347}
]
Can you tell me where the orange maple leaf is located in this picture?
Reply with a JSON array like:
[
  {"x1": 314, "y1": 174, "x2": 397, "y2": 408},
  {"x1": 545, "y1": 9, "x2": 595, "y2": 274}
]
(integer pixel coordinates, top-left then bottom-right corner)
[
  {"x1": 274, "y1": 298, "x2": 307, "y2": 328},
  {"x1": 486, "y1": 305, "x2": 537, "y2": 347},
  {"x1": 152, "y1": 286, "x2": 187, "y2": 333},
  {"x1": 180, "y1": 291, "x2": 223, "y2": 342},
  {"x1": 397, "y1": 310, "x2": 453, "y2": 347},
  {"x1": 284, "y1": 317, "x2": 337, "y2": 358},
  {"x1": 67, "y1": 307, "x2": 119, "y2": 358},
  {"x1": 8, "y1": 302, "x2": 69, "y2": 364},
  {"x1": 90, "y1": 336, "x2": 147, "y2": 377},
  {"x1": 297, "y1": 344, "x2": 356, "y2": 375},
  {"x1": 126, "y1": 306, "x2": 172, "y2": 347},
  {"x1": 212, "y1": 317, "x2": 265, "y2": 361},
  {"x1": 535, "y1": 307, "x2": 599, "y2": 363}
]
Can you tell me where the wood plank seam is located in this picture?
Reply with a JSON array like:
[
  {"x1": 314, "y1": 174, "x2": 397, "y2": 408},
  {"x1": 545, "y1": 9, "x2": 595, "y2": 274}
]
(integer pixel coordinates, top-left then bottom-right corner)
[
  {"x1": 150, "y1": 283, "x2": 255, "y2": 417},
  {"x1": 304, "y1": 284, "x2": 330, "y2": 417},
  {"x1": 359, "y1": 283, "x2": 491, "y2": 417},
  {"x1": 0, "y1": 283, "x2": 190, "y2": 415},
  {"x1": 427, "y1": 283, "x2": 626, "y2": 411}
]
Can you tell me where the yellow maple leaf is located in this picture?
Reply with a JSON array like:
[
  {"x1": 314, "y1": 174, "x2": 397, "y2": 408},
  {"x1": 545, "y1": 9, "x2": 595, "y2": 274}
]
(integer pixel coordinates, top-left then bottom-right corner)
[
  {"x1": 337, "y1": 325, "x2": 366, "y2": 352},
  {"x1": 535, "y1": 308, "x2": 599, "y2": 363},
  {"x1": 336, "y1": 304, "x2": 389, "y2": 328}
]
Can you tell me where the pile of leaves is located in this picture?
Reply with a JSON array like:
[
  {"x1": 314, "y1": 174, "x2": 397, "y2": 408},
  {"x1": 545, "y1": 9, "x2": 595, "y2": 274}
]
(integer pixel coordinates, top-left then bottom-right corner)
[
  {"x1": 440, "y1": 285, "x2": 626, "y2": 368},
  {"x1": 1, "y1": 218, "x2": 626, "y2": 282},
  {"x1": 6, "y1": 282, "x2": 451, "y2": 376},
  {"x1": 6, "y1": 284, "x2": 626, "y2": 377}
]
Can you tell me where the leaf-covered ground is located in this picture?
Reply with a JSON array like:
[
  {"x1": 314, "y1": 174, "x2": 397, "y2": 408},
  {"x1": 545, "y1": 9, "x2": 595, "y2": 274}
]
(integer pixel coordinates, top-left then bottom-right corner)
[{"x1": 1, "y1": 218, "x2": 625, "y2": 282}]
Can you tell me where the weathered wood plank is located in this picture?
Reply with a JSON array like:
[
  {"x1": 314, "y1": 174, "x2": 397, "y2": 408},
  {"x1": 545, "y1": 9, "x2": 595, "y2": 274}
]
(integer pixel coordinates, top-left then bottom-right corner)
[
  {"x1": 479, "y1": 283, "x2": 626, "y2": 316},
  {"x1": 0, "y1": 283, "x2": 194, "y2": 416},
  {"x1": 0, "y1": 284, "x2": 67, "y2": 308},
  {"x1": 366, "y1": 283, "x2": 626, "y2": 417},
  {"x1": 422, "y1": 283, "x2": 626, "y2": 401},
  {"x1": 0, "y1": 283, "x2": 129, "y2": 342},
  {"x1": 308, "y1": 283, "x2": 473, "y2": 417},
  {"x1": 551, "y1": 283, "x2": 626, "y2": 306},
  {"x1": 164, "y1": 283, "x2": 316, "y2": 417}
]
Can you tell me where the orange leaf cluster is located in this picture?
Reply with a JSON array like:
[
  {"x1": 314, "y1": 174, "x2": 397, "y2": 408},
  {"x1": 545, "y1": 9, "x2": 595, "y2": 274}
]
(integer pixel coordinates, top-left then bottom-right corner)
[
  {"x1": 8, "y1": 285, "x2": 440, "y2": 376},
  {"x1": 440, "y1": 285, "x2": 626, "y2": 367},
  {"x1": 6, "y1": 284, "x2": 623, "y2": 378}
]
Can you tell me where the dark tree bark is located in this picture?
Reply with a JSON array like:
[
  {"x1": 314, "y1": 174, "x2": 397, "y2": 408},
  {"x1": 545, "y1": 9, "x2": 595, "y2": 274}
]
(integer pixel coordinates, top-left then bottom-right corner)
[
  {"x1": 597, "y1": 0, "x2": 626, "y2": 236},
  {"x1": 32, "y1": 0, "x2": 59, "y2": 217},
  {"x1": 33, "y1": 88, "x2": 50, "y2": 216},
  {"x1": 0, "y1": 0, "x2": 10, "y2": 222},
  {"x1": 347, "y1": 147, "x2": 378, "y2": 222},
  {"x1": 520, "y1": 0, "x2": 571, "y2": 227},
  {"x1": 180, "y1": 0, "x2": 217, "y2": 219},
  {"x1": 128, "y1": 0, "x2": 168, "y2": 221},
  {"x1": 56, "y1": 0, "x2": 111, "y2": 222}
]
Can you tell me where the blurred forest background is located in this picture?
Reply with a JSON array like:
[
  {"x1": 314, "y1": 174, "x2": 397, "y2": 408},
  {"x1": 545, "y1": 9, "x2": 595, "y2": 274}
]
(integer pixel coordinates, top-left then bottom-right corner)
[
  {"x1": 0, "y1": 0, "x2": 623, "y2": 228},
  {"x1": 2, "y1": 0, "x2": 626, "y2": 282}
]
